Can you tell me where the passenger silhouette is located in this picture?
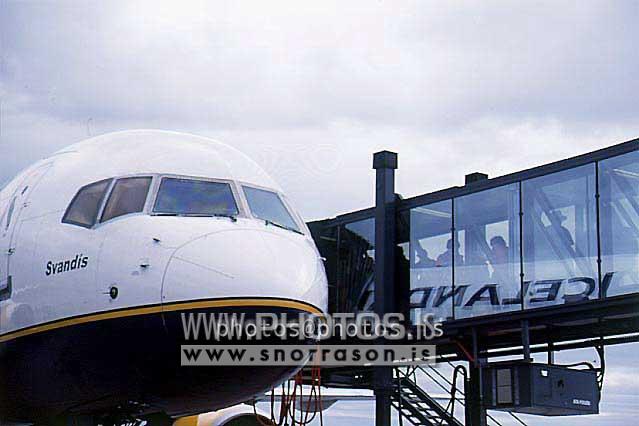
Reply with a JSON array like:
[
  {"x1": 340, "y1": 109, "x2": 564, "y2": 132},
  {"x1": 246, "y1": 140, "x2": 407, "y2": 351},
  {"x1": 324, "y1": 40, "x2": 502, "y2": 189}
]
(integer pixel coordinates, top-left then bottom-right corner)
[
  {"x1": 490, "y1": 236, "x2": 509, "y2": 264},
  {"x1": 414, "y1": 241, "x2": 436, "y2": 268},
  {"x1": 548, "y1": 210, "x2": 574, "y2": 248},
  {"x1": 489, "y1": 235, "x2": 511, "y2": 287},
  {"x1": 436, "y1": 238, "x2": 462, "y2": 267}
]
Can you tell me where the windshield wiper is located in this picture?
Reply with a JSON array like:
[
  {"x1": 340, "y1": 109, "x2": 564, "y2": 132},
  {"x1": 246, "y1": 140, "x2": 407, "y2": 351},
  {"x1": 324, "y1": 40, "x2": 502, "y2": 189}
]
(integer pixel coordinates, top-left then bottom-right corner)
[
  {"x1": 182, "y1": 212, "x2": 238, "y2": 222},
  {"x1": 154, "y1": 212, "x2": 237, "y2": 222},
  {"x1": 184, "y1": 212, "x2": 238, "y2": 222},
  {"x1": 264, "y1": 219, "x2": 303, "y2": 235},
  {"x1": 213, "y1": 213, "x2": 238, "y2": 222}
]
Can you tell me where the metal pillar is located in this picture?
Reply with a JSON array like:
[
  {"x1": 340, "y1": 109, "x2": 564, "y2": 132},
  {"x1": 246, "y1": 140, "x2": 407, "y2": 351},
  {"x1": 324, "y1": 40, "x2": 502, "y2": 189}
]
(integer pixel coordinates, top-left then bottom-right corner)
[
  {"x1": 467, "y1": 365, "x2": 486, "y2": 426},
  {"x1": 466, "y1": 329, "x2": 487, "y2": 426},
  {"x1": 373, "y1": 151, "x2": 397, "y2": 426},
  {"x1": 522, "y1": 319, "x2": 532, "y2": 362}
]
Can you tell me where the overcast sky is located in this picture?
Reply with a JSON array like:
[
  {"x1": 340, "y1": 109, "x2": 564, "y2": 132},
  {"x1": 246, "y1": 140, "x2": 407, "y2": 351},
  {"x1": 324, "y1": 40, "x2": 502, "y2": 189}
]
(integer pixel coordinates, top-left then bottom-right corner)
[{"x1": 1, "y1": 1, "x2": 638, "y2": 424}]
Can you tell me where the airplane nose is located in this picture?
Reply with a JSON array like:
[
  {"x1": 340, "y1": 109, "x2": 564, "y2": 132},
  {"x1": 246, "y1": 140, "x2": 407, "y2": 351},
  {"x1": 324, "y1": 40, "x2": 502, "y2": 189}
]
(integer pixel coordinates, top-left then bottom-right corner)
[{"x1": 161, "y1": 228, "x2": 327, "y2": 311}]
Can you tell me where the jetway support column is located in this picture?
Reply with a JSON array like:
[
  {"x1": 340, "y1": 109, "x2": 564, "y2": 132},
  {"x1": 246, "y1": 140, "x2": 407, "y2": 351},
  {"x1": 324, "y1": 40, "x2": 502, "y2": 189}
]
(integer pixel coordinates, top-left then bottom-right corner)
[
  {"x1": 466, "y1": 328, "x2": 488, "y2": 426},
  {"x1": 373, "y1": 151, "x2": 397, "y2": 426}
]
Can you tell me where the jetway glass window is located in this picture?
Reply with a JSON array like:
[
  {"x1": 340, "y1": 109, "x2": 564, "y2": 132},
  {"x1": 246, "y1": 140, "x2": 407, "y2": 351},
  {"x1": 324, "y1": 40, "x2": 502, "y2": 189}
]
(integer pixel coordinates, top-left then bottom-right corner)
[
  {"x1": 339, "y1": 219, "x2": 375, "y2": 313},
  {"x1": 409, "y1": 200, "x2": 453, "y2": 322},
  {"x1": 599, "y1": 151, "x2": 639, "y2": 297},
  {"x1": 522, "y1": 165, "x2": 598, "y2": 309},
  {"x1": 455, "y1": 184, "x2": 522, "y2": 319}
]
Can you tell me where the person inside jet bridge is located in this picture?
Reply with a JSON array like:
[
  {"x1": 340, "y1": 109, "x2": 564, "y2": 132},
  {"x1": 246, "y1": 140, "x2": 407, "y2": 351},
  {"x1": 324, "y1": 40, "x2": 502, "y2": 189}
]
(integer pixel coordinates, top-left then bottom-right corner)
[
  {"x1": 490, "y1": 236, "x2": 509, "y2": 264},
  {"x1": 436, "y1": 238, "x2": 462, "y2": 267},
  {"x1": 548, "y1": 210, "x2": 575, "y2": 250},
  {"x1": 414, "y1": 241, "x2": 436, "y2": 268}
]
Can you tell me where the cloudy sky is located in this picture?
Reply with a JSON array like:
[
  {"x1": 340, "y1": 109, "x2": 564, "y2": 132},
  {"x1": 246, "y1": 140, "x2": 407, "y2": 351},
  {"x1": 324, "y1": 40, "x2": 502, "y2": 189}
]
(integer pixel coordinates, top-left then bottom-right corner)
[{"x1": 1, "y1": 1, "x2": 638, "y2": 424}]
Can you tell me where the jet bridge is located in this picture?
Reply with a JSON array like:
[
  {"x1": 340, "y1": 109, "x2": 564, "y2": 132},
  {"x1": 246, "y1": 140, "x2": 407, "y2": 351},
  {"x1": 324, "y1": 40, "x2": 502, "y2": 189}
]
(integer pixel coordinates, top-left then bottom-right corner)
[{"x1": 308, "y1": 138, "x2": 639, "y2": 426}]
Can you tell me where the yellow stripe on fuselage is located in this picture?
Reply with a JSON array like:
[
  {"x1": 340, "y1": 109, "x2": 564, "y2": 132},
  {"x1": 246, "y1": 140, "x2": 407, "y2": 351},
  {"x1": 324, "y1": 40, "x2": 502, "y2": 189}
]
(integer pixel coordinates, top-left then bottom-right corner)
[
  {"x1": 0, "y1": 298, "x2": 323, "y2": 343},
  {"x1": 173, "y1": 415, "x2": 199, "y2": 426}
]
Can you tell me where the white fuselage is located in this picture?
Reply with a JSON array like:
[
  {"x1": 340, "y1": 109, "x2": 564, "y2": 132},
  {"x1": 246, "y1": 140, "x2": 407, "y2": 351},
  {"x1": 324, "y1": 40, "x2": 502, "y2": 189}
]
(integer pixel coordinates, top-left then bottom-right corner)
[{"x1": 0, "y1": 130, "x2": 327, "y2": 421}]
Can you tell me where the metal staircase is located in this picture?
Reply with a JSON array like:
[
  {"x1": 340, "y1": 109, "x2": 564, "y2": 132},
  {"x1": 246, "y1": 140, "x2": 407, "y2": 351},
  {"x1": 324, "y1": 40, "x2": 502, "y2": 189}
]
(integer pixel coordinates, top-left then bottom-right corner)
[
  {"x1": 391, "y1": 364, "x2": 528, "y2": 426},
  {"x1": 392, "y1": 371, "x2": 464, "y2": 426}
]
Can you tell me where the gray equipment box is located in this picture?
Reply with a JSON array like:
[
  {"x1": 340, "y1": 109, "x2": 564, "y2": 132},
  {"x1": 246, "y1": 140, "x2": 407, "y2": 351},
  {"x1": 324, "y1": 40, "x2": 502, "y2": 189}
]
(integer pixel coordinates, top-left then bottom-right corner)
[{"x1": 483, "y1": 362, "x2": 600, "y2": 416}]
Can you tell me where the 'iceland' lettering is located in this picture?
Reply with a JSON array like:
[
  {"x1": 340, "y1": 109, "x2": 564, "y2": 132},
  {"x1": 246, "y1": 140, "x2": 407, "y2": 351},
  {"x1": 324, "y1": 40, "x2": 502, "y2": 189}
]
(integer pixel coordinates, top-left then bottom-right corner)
[{"x1": 410, "y1": 275, "x2": 604, "y2": 309}]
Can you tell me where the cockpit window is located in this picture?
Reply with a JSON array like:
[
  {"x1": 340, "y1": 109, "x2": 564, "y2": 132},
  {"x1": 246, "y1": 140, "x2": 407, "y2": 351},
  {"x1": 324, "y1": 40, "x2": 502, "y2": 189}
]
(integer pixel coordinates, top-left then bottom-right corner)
[
  {"x1": 62, "y1": 179, "x2": 112, "y2": 228},
  {"x1": 242, "y1": 186, "x2": 301, "y2": 233},
  {"x1": 5, "y1": 197, "x2": 16, "y2": 230},
  {"x1": 101, "y1": 177, "x2": 152, "y2": 222},
  {"x1": 153, "y1": 178, "x2": 238, "y2": 217}
]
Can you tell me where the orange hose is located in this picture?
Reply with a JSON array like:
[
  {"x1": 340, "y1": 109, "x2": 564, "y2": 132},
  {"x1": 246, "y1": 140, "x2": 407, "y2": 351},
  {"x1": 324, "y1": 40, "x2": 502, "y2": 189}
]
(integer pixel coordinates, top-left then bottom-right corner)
[{"x1": 255, "y1": 364, "x2": 324, "y2": 425}]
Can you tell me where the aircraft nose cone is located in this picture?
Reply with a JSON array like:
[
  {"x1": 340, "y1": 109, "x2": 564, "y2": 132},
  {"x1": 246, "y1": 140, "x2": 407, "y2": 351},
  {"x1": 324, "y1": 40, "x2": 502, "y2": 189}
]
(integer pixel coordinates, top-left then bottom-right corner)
[{"x1": 162, "y1": 228, "x2": 327, "y2": 311}]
